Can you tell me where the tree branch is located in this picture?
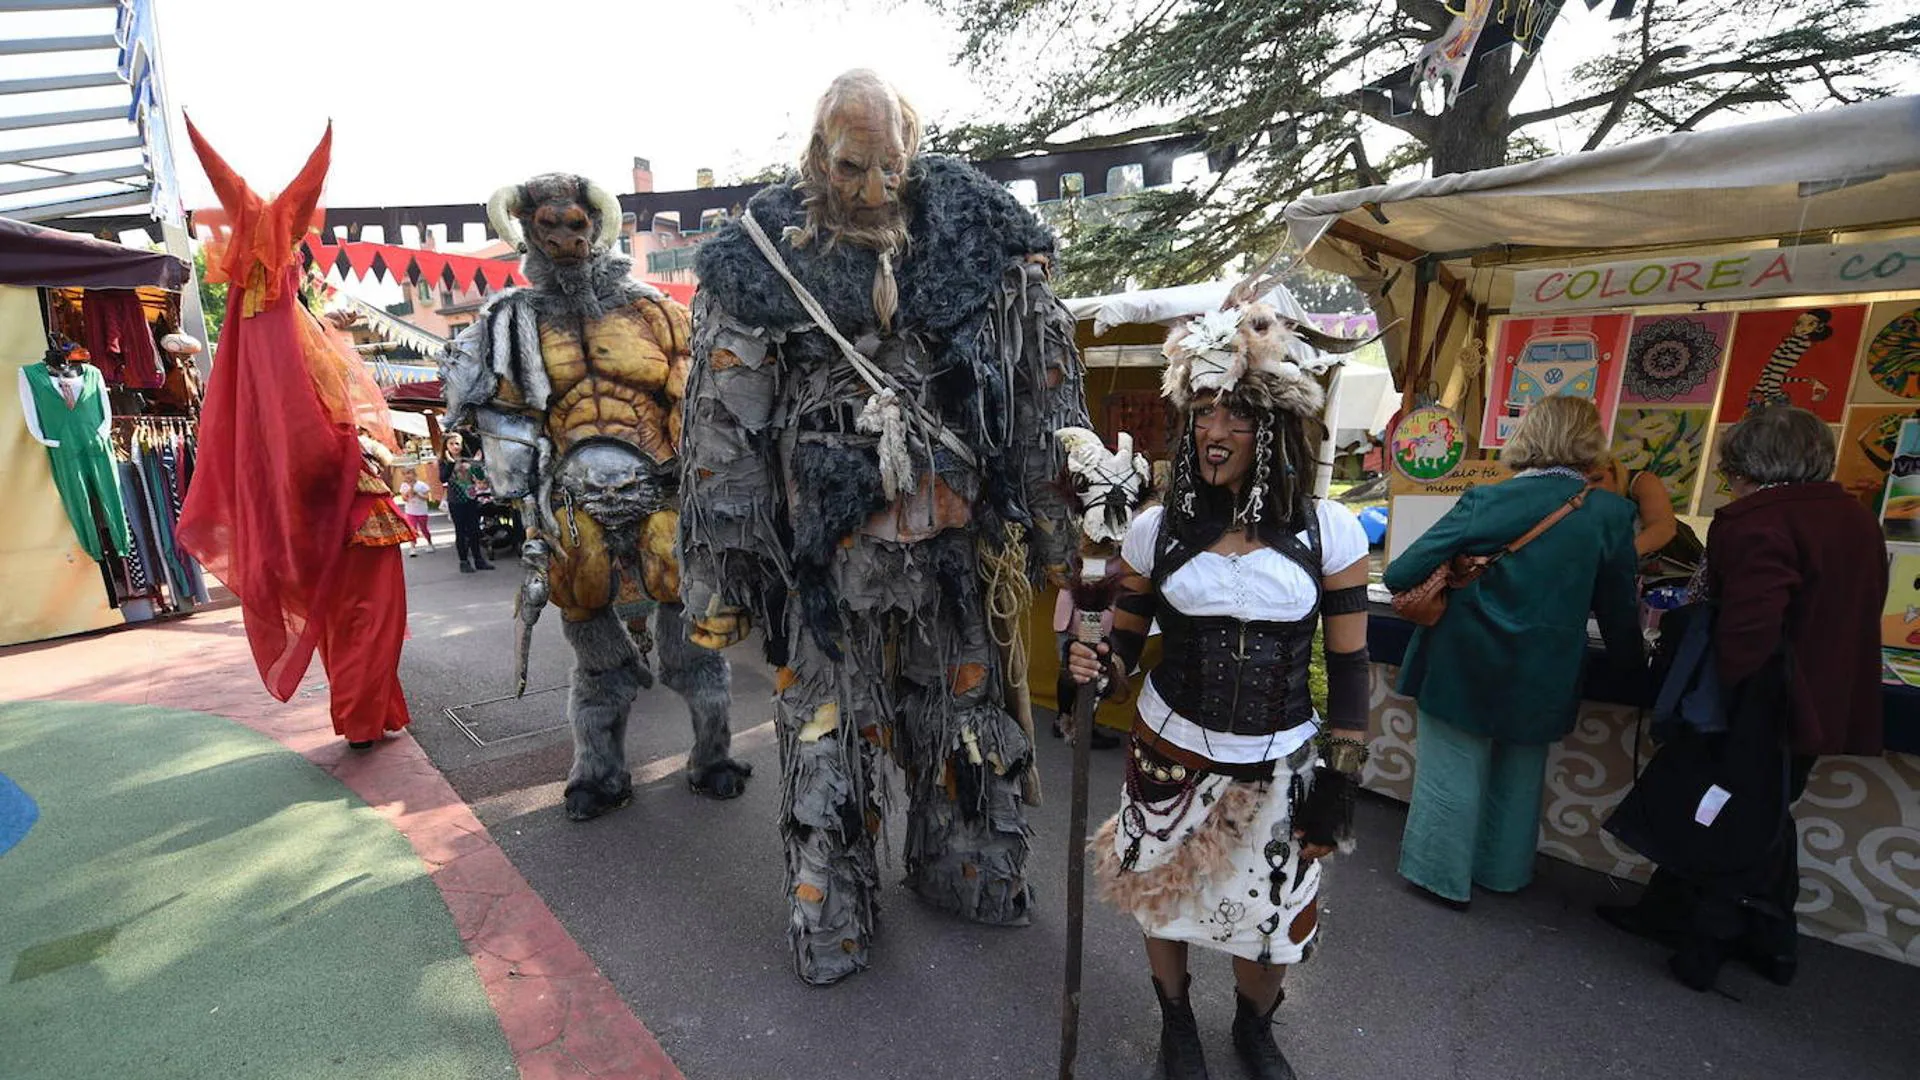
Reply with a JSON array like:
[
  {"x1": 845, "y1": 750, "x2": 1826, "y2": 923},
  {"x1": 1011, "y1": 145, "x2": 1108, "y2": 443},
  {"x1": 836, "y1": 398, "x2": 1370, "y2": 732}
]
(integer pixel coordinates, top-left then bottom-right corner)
[
  {"x1": 1812, "y1": 62, "x2": 1857, "y2": 105},
  {"x1": 1511, "y1": 31, "x2": 1920, "y2": 130},
  {"x1": 1349, "y1": 84, "x2": 1438, "y2": 146},
  {"x1": 1395, "y1": 0, "x2": 1452, "y2": 33},
  {"x1": 1676, "y1": 88, "x2": 1788, "y2": 131},
  {"x1": 1581, "y1": 45, "x2": 1692, "y2": 150}
]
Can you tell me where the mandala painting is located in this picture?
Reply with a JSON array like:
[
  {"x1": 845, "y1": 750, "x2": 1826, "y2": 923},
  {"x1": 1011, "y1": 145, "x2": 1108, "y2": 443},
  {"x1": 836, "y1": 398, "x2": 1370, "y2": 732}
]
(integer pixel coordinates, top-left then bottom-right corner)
[{"x1": 1620, "y1": 313, "x2": 1729, "y2": 405}]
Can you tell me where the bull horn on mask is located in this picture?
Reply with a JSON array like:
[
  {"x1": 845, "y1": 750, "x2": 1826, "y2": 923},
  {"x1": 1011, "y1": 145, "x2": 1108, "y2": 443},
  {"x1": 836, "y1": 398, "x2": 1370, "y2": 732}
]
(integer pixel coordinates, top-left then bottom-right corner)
[
  {"x1": 487, "y1": 184, "x2": 526, "y2": 252},
  {"x1": 584, "y1": 181, "x2": 624, "y2": 250}
]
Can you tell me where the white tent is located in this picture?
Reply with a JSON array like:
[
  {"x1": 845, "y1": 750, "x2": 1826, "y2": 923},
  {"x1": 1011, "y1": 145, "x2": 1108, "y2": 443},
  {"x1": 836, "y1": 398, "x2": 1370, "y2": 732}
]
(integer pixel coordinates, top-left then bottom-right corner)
[
  {"x1": 1066, "y1": 280, "x2": 1394, "y2": 489},
  {"x1": 1282, "y1": 96, "x2": 1920, "y2": 406}
]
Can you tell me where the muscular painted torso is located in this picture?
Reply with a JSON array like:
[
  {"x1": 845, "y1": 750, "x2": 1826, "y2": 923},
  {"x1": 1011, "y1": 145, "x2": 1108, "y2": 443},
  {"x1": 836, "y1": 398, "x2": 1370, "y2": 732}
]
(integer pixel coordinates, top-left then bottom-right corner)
[{"x1": 508, "y1": 296, "x2": 692, "y2": 622}]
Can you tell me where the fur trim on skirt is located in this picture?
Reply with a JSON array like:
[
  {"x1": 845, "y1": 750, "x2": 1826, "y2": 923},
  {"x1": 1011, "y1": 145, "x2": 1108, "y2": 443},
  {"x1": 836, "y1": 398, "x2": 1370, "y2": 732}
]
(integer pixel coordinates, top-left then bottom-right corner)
[{"x1": 1092, "y1": 744, "x2": 1320, "y2": 965}]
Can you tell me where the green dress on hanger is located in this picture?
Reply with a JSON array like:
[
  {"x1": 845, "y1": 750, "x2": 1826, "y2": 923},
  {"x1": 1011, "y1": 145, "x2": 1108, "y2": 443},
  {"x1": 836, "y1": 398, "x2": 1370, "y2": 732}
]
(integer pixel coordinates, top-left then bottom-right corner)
[{"x1": 20, "y1": 361, "x2": 132, "y2": 561}]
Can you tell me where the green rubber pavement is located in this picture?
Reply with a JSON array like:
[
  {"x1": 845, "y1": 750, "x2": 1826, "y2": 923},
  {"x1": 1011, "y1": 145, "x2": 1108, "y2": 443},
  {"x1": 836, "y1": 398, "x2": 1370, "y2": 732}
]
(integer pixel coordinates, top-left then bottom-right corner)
[{"x1": 0, "y1": 702, "x2": 514, "y2": 1080}]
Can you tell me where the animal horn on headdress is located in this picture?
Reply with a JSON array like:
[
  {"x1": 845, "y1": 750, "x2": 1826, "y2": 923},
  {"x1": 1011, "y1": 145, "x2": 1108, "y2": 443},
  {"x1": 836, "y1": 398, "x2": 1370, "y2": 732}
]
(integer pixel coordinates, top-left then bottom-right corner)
[
  {"x1": 487, "y1": 184, "x2": 526, "y2": 251},
  {"x1": 584, "y1": 180, "x2": 624, "y2": 250},
  {"x1": 1222, "y1": 246, "x2": 1302, "y2": 310},
  {"x1": 1280, "y1": 316, "x2": 1398, "y2": 355}
]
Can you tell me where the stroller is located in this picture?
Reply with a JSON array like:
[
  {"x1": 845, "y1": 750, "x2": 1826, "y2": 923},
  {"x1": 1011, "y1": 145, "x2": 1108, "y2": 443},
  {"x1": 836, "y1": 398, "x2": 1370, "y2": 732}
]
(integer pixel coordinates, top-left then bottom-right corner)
[{"x1": 474, "y1": 494, "x2": 524, "y2": 561}]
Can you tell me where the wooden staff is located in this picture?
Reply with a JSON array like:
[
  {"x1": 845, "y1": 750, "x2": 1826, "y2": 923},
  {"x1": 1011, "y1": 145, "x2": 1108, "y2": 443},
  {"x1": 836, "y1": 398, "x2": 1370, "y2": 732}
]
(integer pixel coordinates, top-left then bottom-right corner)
[{"x1": 1059, "y1": 555, "x2": 1118, "y2": 1080}]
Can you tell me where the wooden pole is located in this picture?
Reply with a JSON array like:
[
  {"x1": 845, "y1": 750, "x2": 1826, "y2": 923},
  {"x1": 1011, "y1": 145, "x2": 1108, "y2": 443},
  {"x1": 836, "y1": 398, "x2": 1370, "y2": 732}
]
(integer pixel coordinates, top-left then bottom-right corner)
[{"x1": 1058, "y1": 586, "x2": 1108, "y2": 1080}]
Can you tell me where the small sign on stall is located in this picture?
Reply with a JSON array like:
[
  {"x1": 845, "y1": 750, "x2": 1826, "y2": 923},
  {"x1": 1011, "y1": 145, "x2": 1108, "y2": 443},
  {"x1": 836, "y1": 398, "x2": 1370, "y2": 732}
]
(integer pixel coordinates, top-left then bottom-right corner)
[{"x1": 1385, "y1": 460, "x2": 1509, "y2": 564}]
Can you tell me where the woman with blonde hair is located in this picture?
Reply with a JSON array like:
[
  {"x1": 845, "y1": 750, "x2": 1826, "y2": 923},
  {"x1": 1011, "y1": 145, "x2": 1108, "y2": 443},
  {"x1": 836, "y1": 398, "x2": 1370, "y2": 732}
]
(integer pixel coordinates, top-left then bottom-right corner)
[{"x1": 1383, "y1": 395, "x2": 1644, "y2": 906}]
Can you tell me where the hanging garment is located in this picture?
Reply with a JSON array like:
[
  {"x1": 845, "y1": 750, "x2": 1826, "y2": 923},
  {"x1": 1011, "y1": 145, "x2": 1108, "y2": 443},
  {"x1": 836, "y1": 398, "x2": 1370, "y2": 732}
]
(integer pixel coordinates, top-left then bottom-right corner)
[
  {"x1": 82, "y1": 289, "x2": 164, "y2": 388},
  {"x1": 156, "y1": 437, "x2": 209, "y2": 603},
  {"x1": 137, "y1": 443, "x2": 193, "y2": 603},
  {"x1": 19, "y1": 362, "x2": 132, "y2": 561},
  {"x1": 117, "y1": 459, "x2": 155, "y2": 594}
]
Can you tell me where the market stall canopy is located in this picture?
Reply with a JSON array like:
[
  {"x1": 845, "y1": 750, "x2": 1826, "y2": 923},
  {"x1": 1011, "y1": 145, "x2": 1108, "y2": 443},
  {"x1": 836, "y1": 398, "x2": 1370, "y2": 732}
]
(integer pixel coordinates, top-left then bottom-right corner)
[
  {"x1": 388, "y1": 409, "x2": 431, "y2": 438},
  {"x1": 0, "y1": 217, "x2": 188, "y2": 290},
  {"x1": 1281, "y1": 96, "x2": 1920, "y2": 401},
  {"x1": 1285, "y1": 95, "x2": 1920, "y2": 298},
  {"x1": 384, "y1": 379, "x2": 443, "y2": 410},
  {"x1": 1065, "y1": 280, "x2": 1379, "y2": 339}
]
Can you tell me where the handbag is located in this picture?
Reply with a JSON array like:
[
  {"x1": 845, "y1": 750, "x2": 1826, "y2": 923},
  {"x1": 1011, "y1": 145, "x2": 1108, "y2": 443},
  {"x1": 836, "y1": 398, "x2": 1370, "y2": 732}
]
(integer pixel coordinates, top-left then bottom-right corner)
[
  {"x1": 1641, "y1": 518, "x2": 1705, "y2": 587},
  {"x1": 1604, "y1": 647, "x2": 1794, "y2": 882},
  {"x1": 1647, "y1": 600, "x2": 1726, "y2": 741},
  {"x1": 1390, "y1": 484, "x2": 1597, "y2": 627}
]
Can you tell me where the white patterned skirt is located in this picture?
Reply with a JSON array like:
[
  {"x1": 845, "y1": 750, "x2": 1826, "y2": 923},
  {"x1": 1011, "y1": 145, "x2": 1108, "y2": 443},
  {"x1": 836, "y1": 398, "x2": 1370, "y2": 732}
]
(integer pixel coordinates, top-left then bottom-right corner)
[{"x1": 1092, "y1": 735, "x2": 1321, "y2": 965}]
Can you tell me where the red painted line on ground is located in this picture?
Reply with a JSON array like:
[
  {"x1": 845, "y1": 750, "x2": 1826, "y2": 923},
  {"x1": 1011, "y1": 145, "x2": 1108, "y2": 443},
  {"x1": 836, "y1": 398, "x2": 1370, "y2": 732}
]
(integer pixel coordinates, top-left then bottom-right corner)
[{"x1": 0, "y1": 608, "x2": 684, "y2": 1080}]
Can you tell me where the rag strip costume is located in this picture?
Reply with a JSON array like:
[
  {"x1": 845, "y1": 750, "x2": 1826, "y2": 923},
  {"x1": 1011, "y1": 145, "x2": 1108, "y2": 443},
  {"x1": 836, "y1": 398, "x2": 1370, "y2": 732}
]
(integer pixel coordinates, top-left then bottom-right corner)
[
  {"x1": 680, "y1": 71, "x2": 1089, "y2": 985},
  {"x1": 177, "y1": 120, "x2": 410, "y2": 744},
  {"x1": 19, "y1": 359, "x2": 131, "y2": 560},
  {"x1": 441, "y1": 172, "x2": 744, "y2": 821}
]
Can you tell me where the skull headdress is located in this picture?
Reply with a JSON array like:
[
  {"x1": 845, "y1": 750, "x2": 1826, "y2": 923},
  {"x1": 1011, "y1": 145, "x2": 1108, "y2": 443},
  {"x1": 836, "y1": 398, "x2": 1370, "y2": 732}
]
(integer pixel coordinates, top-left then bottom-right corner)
[{"x1": 1055, "y1": 427, "x2": 1152, "y2": 546}]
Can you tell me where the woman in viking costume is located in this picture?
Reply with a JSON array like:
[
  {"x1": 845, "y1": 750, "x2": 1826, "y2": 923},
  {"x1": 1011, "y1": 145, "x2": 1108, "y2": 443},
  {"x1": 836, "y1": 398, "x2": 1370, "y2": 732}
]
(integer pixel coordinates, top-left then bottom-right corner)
[{"x1": 1067, "y1": 297, "x2": 1375, "y2": 1080}]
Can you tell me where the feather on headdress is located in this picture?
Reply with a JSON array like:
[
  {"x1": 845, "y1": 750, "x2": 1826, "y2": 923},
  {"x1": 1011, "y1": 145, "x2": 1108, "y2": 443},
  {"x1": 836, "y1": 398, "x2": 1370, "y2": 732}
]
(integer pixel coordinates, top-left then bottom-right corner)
[{"x1": 1161, "y1": 252, "x2": 1387, "y2": 418}]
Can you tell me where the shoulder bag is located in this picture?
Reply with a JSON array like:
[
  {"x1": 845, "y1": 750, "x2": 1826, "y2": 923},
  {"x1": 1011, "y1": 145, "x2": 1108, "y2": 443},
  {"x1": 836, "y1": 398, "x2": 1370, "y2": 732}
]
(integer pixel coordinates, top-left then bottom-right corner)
[{"x1": 1390, "y1": 484, "x2": 1597, "y2": 627}]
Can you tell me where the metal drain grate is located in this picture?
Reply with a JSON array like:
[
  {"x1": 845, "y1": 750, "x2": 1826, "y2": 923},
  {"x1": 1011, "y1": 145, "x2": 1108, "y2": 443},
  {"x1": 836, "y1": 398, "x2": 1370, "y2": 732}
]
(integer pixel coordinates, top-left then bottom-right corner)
[{"x1": 442, "y1": 685, "x2": 569, "y2": 747}]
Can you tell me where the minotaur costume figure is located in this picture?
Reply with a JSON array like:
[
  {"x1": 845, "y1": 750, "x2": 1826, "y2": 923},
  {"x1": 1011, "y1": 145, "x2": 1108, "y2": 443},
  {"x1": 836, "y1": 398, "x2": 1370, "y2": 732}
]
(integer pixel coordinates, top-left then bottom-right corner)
[
  {"x1": 680, "y1": 70, "x2": 1089, "y2": 984},
  {"x1": 442, "y1": 173, "x2": 749, "y2": 822}
]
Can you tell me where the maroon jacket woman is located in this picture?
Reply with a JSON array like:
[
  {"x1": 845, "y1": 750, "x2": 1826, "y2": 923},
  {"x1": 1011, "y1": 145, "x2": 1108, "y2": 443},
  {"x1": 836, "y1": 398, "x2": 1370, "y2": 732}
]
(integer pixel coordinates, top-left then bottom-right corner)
[
  {"x1": 1602, "y1": 406, "x2": 1886, "y2": 992},
  {"x1": 1710, "y1": 477, "x2": 1886, "y2": 758}
]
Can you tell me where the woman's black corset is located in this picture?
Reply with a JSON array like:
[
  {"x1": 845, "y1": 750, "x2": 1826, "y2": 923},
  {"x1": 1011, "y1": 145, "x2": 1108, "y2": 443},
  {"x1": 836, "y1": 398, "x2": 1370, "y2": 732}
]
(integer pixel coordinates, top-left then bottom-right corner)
[{"x1": 1147, "y1": 606, "x2": 1317, "y2": 736}]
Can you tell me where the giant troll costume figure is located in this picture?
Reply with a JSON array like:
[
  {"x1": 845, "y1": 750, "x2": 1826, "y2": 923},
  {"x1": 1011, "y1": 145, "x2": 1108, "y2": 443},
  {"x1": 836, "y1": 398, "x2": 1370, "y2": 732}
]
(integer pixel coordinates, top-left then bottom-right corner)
[
  {"x1": 680, "y1": 70, "x2": 1091, "y2": 984},
  {"x1": 442, "y1": 173, "x2": 751, "y2": 822}
]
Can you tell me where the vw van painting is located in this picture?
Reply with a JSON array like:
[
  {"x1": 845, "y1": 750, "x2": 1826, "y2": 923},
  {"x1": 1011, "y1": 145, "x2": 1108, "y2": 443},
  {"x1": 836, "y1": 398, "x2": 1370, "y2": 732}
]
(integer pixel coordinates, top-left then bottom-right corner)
[{"x1": 1497, "y1": 331, "x2": 1601, "y2": 443}]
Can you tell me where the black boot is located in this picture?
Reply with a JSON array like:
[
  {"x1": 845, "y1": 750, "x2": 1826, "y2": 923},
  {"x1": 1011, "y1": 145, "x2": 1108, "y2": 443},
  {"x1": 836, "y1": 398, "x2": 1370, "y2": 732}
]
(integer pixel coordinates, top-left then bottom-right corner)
[
  {"x1": 1232, "y1": 989, "x2": 1298, "y2": 1080},
  {"x1": 1152, "y1": 976, "x2": 1209, "y2": 1080}
]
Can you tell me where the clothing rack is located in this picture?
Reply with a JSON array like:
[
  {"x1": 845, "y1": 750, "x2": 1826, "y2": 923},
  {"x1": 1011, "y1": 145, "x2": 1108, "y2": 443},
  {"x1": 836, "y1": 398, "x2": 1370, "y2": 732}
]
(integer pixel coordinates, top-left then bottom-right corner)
[{"x1": 106, "y1": 414, "x2": 209, "y2": 620}]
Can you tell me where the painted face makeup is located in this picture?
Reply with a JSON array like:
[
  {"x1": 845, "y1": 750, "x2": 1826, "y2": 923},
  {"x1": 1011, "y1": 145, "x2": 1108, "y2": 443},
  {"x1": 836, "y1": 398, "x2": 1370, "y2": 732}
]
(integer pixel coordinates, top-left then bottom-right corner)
[{"x1": 1192, "y1": 399, "x2": 1256, "y2": 492}]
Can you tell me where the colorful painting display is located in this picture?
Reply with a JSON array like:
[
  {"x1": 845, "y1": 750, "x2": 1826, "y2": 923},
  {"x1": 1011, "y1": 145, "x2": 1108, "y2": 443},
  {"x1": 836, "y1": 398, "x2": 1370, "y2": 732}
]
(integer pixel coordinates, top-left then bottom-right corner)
[
  {"x1": 1852, "y1": 301, "x2": 1920, "y2": 404},
  {"x1": 1695, "y1": 424, "x2": 1738, "y2": 517},
  {"x1": 1881, "y1": 419, "x2": 1920, "y2": 543},
  {"x1": 1882, "y1": 550, "x2": 1920, "y2": 651},
  {"x1": 1610, "y1": 407, "x2": 1711, "y2": 514},
  {"x1": 1389, "y1": 403, "x2": 1467, "y2": 482},
  {"x1": 1481, "y1": 313, "x2": 1631, "y2": 448},
  {"x1": 1836, "y1": 404, "x2": 1920, "y2": 513},
  {"x1": 1718, "y1": 304, "x2": 1869, "y2": 424},
  {"x1": 1620, "y1": 313, "x2": 1731, "y2": 406}
]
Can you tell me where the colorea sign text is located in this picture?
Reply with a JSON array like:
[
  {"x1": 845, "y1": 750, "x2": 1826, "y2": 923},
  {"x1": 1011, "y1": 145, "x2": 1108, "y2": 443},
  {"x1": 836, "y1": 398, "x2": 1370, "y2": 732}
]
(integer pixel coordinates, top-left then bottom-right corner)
[{"x1": 1510, "y1": 239, "x2": 1920, "y2": 314}]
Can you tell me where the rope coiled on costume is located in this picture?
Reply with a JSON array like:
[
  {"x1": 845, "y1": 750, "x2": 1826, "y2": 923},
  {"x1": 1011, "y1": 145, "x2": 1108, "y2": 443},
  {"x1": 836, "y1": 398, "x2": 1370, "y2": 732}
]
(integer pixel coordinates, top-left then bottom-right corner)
[{"x1": 980, "y1": 521, "x2": 1032, "y2": 684}]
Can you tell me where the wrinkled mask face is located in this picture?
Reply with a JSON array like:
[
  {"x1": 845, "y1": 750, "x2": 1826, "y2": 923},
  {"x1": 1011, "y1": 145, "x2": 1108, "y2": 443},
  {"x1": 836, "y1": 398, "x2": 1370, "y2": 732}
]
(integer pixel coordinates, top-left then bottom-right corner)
[
  {"x1": 813, "y1": 88, "x2": 913, "y2": 247},
  {"x1": 523, "y1": 190, "x2": 594, "y2": 266}
]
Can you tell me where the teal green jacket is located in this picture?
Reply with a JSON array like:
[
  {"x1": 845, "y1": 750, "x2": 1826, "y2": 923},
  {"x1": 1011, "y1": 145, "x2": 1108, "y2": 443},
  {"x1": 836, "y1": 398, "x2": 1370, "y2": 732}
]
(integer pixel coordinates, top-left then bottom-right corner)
[{"x1": 1382, "y1": 473, "x2": 1644, "y2": 743}]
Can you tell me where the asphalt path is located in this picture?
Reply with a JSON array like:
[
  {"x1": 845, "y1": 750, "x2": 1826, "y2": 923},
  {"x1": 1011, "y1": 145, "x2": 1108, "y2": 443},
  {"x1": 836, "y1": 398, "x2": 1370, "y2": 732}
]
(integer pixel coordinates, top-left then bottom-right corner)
[{"x1": 397, "y1": 549, "x2": 1920, "y2": 1080}]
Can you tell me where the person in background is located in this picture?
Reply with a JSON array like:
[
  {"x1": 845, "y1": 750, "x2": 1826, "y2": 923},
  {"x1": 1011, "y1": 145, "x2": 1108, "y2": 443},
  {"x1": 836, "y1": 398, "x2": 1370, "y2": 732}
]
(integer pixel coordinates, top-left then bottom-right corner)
[
  {"x1": 400, "y1": 467, "x2": 435, "y2": 557},
  {"x1": 1598, "y1": 406, "x2": 1886, "y2": 991},
  {"x1": 1595, "y1": 455, "x2": 1679, "y2": 557},
  {"x1": 439, "y1": 434, "x2": 493, "y2": 573},
  {"x1": 1383, "y1": 395, "x2": 1643, "y2": 908}
]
